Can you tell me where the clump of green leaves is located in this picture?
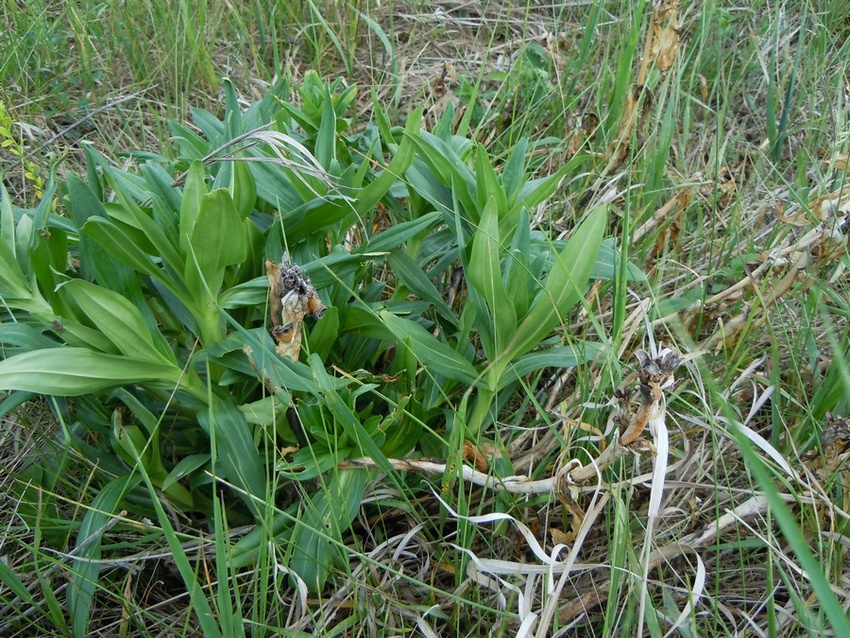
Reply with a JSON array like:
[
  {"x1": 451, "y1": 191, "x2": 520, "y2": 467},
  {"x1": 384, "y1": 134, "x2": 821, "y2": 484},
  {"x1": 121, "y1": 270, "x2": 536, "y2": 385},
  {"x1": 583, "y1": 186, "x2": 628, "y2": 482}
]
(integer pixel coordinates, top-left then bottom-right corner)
[{"x1": 0, "y1": 74, "x2": 622, "y2": 631}]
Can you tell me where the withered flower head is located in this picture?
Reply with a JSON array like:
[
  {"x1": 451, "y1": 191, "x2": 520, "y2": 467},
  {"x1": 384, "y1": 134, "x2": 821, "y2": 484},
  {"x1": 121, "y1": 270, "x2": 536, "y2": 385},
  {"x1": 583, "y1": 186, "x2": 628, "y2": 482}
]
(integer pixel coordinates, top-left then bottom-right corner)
[{"x1": 265, "y1": 253, "x2": 326, "y2": 361}]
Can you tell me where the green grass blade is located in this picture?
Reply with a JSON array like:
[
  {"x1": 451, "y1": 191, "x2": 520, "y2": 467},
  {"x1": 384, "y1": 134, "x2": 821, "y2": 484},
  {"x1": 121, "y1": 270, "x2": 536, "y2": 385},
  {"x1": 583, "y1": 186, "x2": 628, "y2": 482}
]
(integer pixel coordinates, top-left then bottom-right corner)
[
  {"x1": 130, "y1": 447, "x2": 224, "y2": 637},
  {"x1": 731, "y1": 417, "x2": 850, "y2": 634}
]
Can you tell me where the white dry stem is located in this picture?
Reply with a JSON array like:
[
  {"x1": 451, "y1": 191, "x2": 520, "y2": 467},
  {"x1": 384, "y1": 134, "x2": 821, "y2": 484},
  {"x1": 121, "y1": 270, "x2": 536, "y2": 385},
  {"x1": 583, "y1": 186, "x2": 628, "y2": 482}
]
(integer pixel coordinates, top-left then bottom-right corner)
[
  {"x1": 274, "y1": 560, "x2": 310, "y2": 629},
  {"x1": 637, "y1": 349, "x2": 673, "y2": 638},
  {"x1": 432, "y1": 487, "x2": 611, "y2": 636},
  {"x1": 534, "y1": 489, "x2": 610, "y2": 638}
]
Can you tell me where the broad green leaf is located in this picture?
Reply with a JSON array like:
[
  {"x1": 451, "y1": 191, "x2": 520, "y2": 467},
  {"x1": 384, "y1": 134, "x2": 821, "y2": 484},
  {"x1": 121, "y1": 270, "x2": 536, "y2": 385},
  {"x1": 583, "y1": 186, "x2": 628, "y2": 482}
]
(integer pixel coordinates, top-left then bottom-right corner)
[
  {"x1": 388, "y1": 251, "x2": 457, "y2": 324},
  {"x1": 65, "y1": 180, "x2": 152, "y2": 302},
  {"x1": 180, "y1": 161, "x2": 207, "y2": 257},
  {"x1": 0, "y1": 323, "x2": 57, "y2": 351},
  {"x1": 229, "y1": 159, "x2": 257, "y2": 218},
  {"x1": 379, "y1": 311, "x2": 479, "y2": 385},
  {"x1": 0, "y1": 179, "x2": 14, "y2": 253},
  {"x1": 161, "y1": 454, "x2": 211, "y2": 492},
  {"x1": 240, "y1": 394, "x2": 291, "y2": 426},
  {"x1": 310, "y1": 354, "x2": 392, "y2": 472},
  {"x1": 504, "y1": 209, "x2": 532, "y2": 319},
  {"x1": 101, "y1": 164, "x2": 149, "y2": 204},
  {"x1": 212, "y1": 158, "x2": 232, "y2": 192},
  {"x1": 185, "y1": 189, "x2": 248, "y2": 302},
  {"x1": 31, "y1": 174, "x2": 58, "y2": 235},
  {"x1": 277, "y1": 446, "x2": 350, "y2": 481},
  {"x1": 354, "y1": 106, "x2": 422, "y2": 216},
  {"x1": 81, "y1": 217, "x2": 186, "y2": 299},
  {"x1": 406, "y1": 131, "x2": 477, "y2": 219},
  {"x1": 107, "y1": 388, "x2": 183, "y2": 500},
  {"x1": 65, "y1": 175, "x2": 116, "y2": 283},
  {"x1": 53, "y1": 318, "x2": 118, "y2": 353},
  {"x1": 0, "y1": 239, "x2": 36, "y2": 305},
  {"x1": 222, "y1": 77, "x2": 242, "y2": 138},
  {"x1": 61, "y1": 280, "x2": 176, "y2": 365},
  {"x1": 307, "y1": 305, "x2": 339, "y2": 358},
  {"x1": 501, "y1": 138, "x2": 529, "y2": 203},
  {"x1": 475, "y1": 147, "x2": 508, "y2": 222},
  {"x1": 105, "y1": 191, "x2": 183, "y2": 274},
  {"x1": 191, "y1": 107, "x2": 225, "y2": 141},
  {"x1": 371, "y1": 90, "x2": 396, "y2": 147},
  {"x1": 467, "y1": 197, "x2": 516, "y2": 357},
  {"x1": 513, "y1": 153, "x2": 586, "y2": 211},
  {"x1": 82, "y1": 143, "x2": 105, "y2": 200},
  {"x1": 217, "y1": 276, "x2": 268, "y2": 309},
  {"x1": 0, "y1": 348, "x2": 184, "y2": 396},
  {"x1": 68, "y1": 475, "x2": 141, "y2": 638},
  {"x1": 0, "y1": 391, "x2": 36, "y2": 419},
  {"x1": 404, "y1": 159, "x2": 454, "y2": 217},
  {"x1": 141, "y1": 162, "x2": 182, "y2": 218},
  {"x1": 201, "y1": 398, "x2": 266, "y2": 518},
  {"x1": 13, "y1": 212, "x2": 33, "y2": 273},
  {"x1": 212, "y1": 325, "x2": 318, "y2": 393},
  {"x1": 283, "y1": 197, "x2": 349, "y2": 242},
  {"x1": 505, "y1": 205, "x2": 607, "y2": 364},
  {"x1": 251, "y1": 152, "x2": 305, "y2": 210},
  {"x1": 112, "y1": 420, "x2": 165, "y2": 481},
  {"x1": 289, "y1": 467, "x2": 368, "y2": 592},
  {"x1": 28, "y1": 225, "x2": 69, "y2": 312},
  {"x1": 315, "y1": 83, "x2": 336, "y2": 168},
  {"x1": 361, "y1": 211, "x2": 441, "y2": 253},
  {"x1": 502, "y1": 342, "x2": 606, "y2": 388},
  {"x1": 169, "y1": 121, "x2": 210, "y2": 159}
]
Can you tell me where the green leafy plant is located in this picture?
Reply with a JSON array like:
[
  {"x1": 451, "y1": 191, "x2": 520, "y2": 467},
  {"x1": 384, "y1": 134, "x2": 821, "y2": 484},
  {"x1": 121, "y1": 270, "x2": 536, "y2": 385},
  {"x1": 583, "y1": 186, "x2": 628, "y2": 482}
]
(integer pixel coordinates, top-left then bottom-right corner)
[{"x1": 0, "y1": 75, "x2": 620, "y2": 626}]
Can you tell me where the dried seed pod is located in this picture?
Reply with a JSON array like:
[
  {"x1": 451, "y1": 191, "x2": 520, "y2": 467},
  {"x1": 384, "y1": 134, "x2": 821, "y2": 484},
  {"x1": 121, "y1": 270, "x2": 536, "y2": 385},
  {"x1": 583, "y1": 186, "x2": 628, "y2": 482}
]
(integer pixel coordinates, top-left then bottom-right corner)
[{"x1": 265, "y1": 253, "x2": 326, "y2": 361}]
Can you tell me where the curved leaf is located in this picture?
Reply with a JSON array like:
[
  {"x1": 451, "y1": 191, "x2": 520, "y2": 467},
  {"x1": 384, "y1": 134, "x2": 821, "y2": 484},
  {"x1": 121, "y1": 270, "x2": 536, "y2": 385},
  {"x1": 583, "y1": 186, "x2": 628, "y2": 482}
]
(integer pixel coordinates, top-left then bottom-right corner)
[
  {"x1": 504, "y1": 205, "x2": 607, "y2": 364},
  {"x1": 185, "y1": 189, "x2": 248, "y2": 302},
  {"x1": 380, "y1": 311, "x2": 479, "y2": 385},
  {"x1": 501, "y1": 342, "x2": 606, "y2": 389},
  {"x1": 467, "y1": 197, "x2": 516, "y2": 358},
  {"x1": 61, "y1": 280, "x2": 176, "y2": 365},
  {"x1": 68, "y1": 475, "x2": 141, "y2": 638},
  {"x1": 201, "y1": 398, "x2": 266, "y2": 518},
  {"x1": 0, "y1": 348, "x2": 183, "y2": 396}
]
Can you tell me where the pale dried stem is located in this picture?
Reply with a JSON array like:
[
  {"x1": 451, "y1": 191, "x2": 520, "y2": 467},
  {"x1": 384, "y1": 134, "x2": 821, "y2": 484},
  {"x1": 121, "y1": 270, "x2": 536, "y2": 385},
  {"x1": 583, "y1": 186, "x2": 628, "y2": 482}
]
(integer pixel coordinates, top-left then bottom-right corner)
[{"x1": 341, "y1": 349, "x2": 682, "y2": 494}]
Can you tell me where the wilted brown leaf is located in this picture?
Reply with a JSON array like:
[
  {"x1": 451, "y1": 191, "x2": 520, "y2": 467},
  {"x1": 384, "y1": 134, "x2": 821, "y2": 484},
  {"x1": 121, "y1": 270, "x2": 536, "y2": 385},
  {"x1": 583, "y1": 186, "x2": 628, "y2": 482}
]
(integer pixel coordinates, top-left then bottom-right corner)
[{"x1": 638, "y1": 0, "x2": 681, "y2": 86}]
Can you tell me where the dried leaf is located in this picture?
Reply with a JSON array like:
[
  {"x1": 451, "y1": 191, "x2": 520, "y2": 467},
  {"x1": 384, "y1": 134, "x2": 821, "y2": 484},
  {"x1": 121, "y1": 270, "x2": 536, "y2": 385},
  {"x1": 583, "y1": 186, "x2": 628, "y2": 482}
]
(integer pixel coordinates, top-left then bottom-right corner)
[
  {"x1": 638, "y1": 0, "x2": 681, "y2": 85},
  {"x1": 462, "y1": 440, "x2": 489, "y2": 473}
]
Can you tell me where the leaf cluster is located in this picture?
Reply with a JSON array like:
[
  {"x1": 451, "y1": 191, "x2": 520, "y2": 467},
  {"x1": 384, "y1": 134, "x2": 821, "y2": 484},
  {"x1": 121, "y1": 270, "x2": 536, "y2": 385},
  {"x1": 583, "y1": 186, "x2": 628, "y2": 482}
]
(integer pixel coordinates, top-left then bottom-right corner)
[{"x1": 0, "y1": 73, "x2": 623, "y2": 612}]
